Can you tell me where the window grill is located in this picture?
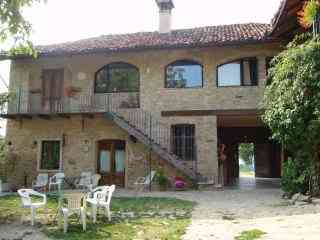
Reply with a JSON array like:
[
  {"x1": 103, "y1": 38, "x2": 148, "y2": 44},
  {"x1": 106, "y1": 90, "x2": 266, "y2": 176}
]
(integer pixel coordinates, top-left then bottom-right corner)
[{"x1": 171, "y1": 124, "x2": 196, "y2": 161}]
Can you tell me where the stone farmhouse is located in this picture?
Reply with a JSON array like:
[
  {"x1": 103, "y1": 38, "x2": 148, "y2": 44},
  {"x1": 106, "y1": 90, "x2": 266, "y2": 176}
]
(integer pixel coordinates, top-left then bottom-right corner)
[{"x1": 0, "y1": 0, "x2": 305, "y2": 188}]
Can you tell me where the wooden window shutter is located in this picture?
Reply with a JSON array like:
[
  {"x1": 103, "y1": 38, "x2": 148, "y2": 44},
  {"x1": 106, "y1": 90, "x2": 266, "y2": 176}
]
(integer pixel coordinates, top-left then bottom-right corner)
[{"x1": 249, "y1": 58, "x2": 258, "y2": 86}]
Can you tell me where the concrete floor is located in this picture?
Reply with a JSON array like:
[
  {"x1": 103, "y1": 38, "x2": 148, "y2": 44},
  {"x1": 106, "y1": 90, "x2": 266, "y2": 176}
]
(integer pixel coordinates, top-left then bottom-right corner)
[{"x1": 234, "y1": 177, "x2": 281, "y2": 189}]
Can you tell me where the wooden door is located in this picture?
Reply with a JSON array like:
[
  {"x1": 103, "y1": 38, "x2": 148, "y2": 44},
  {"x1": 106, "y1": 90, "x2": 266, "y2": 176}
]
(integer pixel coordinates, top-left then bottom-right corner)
[
  {"x1": 97, "y1": 140, "x2": 125, "y2": 187},
  {"x1": 255, "y1": 144, "x2": 271, "y2": 178},
  {"x1": 42, "y1": 69, "x2": 64, "y2": 112}
]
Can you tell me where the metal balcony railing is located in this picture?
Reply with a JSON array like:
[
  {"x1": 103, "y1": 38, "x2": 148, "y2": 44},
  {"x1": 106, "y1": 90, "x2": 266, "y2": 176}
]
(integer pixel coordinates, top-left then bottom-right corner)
[
  {"x1": 2, "y1": 89, "x2": 140, "y2": 115},
  {"x1": 1, "y1": 88, "x2": 198, "y2": 180}
]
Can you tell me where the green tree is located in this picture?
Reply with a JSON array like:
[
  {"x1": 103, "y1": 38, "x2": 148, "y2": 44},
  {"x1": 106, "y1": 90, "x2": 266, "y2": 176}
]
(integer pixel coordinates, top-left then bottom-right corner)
[
  {"x1": 239, "y1": 143, "x2": 254, "y2": 165},
  {"x1": 0, "y1": 1, "x2": 42, "y2": 180},
  {"x1": 263, "y1": 36, "x2": 320, "y2": 195},
  {"x1": 0, "y1": 0, "x2": 44, "y2": 56}
]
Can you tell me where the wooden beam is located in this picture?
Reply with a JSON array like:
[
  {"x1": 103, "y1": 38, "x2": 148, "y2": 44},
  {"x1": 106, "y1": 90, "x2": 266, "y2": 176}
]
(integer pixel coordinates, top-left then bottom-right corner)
[
  {"x1": 81, "y1": 113, "x2": 94, "y2": 119},
  {"x1": 161, "y1": 109, "x2": 264, "y2": 117},
  {"x1": 57, "y1": 114, "x2": 71, "y2": 119},
  {"x1": 0, "y1": 114, "x2": 33, "y2": 119},
  {"x1": 22, "y1": 115, "x2": 33, "y2": 119},
  {"x1": 38, "y1": 114, "x2": 51, "y2": 120},
  {"x1": 0, "y1": 114, "x2": 17, "y2": 119}
]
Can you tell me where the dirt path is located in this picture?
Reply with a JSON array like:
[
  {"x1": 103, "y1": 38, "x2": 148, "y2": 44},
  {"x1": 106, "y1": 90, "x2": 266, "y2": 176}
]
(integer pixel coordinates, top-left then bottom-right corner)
[{"x1": 0, "y1": 223, "x2": 49, "y2": 240}]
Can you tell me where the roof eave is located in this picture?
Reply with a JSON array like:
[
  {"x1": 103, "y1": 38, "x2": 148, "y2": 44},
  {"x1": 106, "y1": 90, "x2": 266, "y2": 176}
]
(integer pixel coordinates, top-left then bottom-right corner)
[
  {"x1": 7, "y1": 39, "x2": 281, "y2": 61},
  {"x1": 269, "y1": 0, "x2": 288, "y2": 36}
]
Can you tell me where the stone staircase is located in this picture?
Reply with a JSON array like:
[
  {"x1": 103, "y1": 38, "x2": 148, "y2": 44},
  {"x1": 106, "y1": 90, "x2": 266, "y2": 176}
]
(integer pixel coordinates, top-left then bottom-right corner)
[{"x1": 104, "y1": 109, "x2": 198, "y2": 183}]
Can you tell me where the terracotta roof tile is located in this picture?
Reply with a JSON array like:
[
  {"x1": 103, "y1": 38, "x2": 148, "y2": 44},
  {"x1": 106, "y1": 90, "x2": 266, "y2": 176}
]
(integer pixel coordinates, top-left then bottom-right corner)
[{"x1": 34, "y1": 23, "x2": 274, "y2": 57}]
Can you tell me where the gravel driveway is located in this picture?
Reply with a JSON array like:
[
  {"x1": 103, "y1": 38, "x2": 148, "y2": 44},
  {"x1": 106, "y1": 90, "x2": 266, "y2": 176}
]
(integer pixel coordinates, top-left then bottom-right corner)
[
  {"x1": 1, "y1": 185, "x2": 320, "y2": 240},
  {"x1": 117, "y1": 185, "x2": 320, "y2": 240}
]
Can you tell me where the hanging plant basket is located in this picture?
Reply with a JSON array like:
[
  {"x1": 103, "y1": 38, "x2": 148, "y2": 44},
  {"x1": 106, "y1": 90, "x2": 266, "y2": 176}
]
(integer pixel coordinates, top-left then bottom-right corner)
[{"x1": 65, "y1": 86, "x2": 81, "y2": 97}]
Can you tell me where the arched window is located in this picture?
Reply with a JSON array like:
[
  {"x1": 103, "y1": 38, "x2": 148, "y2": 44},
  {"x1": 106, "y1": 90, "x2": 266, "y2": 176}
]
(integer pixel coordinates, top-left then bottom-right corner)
[
  {"x1": 165, "y1": 60, "x2": 203, "y2": 88},
  {"x1": 217, "y1": 57, "x2": 258, "y2": 87},
  {"x1": 94, "y1": 62, "x2": 140, "y2": 93}
]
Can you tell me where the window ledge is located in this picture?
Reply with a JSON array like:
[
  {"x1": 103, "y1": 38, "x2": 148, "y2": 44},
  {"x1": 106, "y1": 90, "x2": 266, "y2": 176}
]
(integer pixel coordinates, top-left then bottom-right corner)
[
  {"x1": 216, "y1": 85, "x2": 260, "y2": 88},
  {"x1": 163, "y1": 87, "x2": 204, "y2": 90},
  {"x1": 37, "y1": 169, "x2": 62, "y2": 173}
]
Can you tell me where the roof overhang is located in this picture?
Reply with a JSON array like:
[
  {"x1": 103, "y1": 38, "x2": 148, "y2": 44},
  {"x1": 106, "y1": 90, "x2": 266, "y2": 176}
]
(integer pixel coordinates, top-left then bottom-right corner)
[
  {"x1": 2, "y1": 38, "x2": 281, "y2": 61},
  {"x1": 270, "y1": 0, "x2": 307, "y2": 39}
]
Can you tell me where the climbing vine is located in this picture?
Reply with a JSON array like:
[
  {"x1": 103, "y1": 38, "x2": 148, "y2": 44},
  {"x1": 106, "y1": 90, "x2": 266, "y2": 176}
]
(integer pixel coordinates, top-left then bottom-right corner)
[{"x1": 263, "y1": 35, "x2": 320, "y2": 195}]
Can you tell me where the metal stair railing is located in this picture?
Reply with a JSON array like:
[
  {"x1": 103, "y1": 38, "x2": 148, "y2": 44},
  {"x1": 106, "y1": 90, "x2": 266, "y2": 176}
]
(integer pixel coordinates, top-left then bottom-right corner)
[
  {"x1": 2, "y1": 89, "x2": 198, "y2": 180},
  {"x1": 106, "y1": 94, "x2": 197, "y2": 180}
]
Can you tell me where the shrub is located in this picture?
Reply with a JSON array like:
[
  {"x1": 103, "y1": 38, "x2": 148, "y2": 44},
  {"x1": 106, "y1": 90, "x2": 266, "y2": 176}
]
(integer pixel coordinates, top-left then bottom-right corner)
[
  {"x1": 156, "y1": 168, "x2": 168, "y2": 187},
  {"x1": 281, "y1": 157, "x2": 311, "y2": 196}
]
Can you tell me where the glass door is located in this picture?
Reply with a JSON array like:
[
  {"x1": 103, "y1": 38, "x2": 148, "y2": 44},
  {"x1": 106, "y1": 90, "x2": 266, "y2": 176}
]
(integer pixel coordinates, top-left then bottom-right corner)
[{"x1": 97, "y1": 140, "x2": 125, "y2": 187}]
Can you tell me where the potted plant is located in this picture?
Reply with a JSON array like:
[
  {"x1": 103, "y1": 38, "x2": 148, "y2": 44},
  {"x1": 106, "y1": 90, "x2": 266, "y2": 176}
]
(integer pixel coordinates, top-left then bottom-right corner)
[
  {"x1": 0, "y1": 139, "x2": 15, "y2": 193},
  {"x1": 156, "y1": 169, "x2": 169, "y2": 191},
  {"x1": 65, "y1": 86, "x2": 82, "y2": 97}
]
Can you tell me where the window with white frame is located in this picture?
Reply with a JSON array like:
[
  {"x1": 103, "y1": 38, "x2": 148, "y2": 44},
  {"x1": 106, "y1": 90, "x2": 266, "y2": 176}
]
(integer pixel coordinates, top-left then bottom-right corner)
[{"x1": 39, "y1": 140, "x2": 61, "y2": 170}]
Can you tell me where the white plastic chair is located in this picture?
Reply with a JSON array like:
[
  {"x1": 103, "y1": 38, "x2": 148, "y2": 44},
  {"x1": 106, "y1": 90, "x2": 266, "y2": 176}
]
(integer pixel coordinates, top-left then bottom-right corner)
[
  {"x1": 17, "y1": 189, "x2": 47, "y2": 226},
  {"x1": 58, "y1": 193, "x2": 86, "y2": 233},
  {"x1": 86, "y1": 185, "x2": 115, "y2": 223},
  {"x1": 49, "y1": 173, "x2": 65, "y2": 192},
  {"x1": 134, "y1": 170, "x2": 156, "y2": 192},
  {"x1": 76, "y1": 172, "x2": 92, "y2": 190},
  {"x1": 88, "y1": 174, "x2": 101, "y2": 192},
  {"x1": 32, "y1": 174, "x2": 48, "y2": 191}
]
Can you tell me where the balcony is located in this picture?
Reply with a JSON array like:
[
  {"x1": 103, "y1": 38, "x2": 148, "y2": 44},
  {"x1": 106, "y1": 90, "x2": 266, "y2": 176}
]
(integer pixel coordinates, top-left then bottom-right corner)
[{"x1": 1, "y1": 90, "x2": 140, "y2": 118}]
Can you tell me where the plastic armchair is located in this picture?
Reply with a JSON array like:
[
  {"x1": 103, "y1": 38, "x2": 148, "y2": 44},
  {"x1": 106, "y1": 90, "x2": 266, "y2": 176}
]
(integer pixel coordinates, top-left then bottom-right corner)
[
  {"x1": 134, "y1": 170, "x2": 156, "y2": 192},
  {"x1": 32, "y1": 174, "x2": 48, "y2": 192},
  {"x1": 76, "y1": 172, "x2": 92, "y2": 190},
  {"x1": 49, "y1": 173, "x2": 65, "y2": 192},
  {"x1": 58, "y1": 193, "x2": 86, "y2": 233},
  {"x1": 88, "y1": 174, "x2": 101, "y2": 192},
  {"x1": 17, "y1": 189, "x2": 47, "y2": 226},
  {"x1": 86, "y1": 185, "x2": 116, "y2": 223}
]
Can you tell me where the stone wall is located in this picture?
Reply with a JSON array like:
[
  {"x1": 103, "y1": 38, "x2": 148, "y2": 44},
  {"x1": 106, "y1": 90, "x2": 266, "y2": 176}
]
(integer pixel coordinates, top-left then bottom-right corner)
[
  {"x1": 6, "y1": 42, "x2": 282, "y2": 187},
  {"x1": 6, "y1": 116, "x2": 191, "y2": 189},
  {"x1": 10, "y1": 43, "x2": 281, "y2": 114}
]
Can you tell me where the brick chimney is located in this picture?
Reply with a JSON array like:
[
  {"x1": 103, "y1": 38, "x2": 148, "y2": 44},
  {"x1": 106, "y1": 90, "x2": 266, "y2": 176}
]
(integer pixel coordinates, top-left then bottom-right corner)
[{"x1": 156, "y1": 0, "x2": 174, "y2": 33}]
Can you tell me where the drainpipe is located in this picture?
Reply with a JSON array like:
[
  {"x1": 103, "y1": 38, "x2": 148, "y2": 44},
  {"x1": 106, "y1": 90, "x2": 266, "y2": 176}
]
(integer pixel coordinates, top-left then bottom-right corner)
[{"x1": 148, "y1": 114, "x2": 152, "y2": 192}]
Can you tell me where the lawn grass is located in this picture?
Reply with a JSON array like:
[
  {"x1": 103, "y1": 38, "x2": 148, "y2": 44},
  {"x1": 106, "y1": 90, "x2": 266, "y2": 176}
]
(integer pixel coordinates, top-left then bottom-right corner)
[
  {"x1": 0, "y1": 195, "x2": 195, "y2": 240},
  {"x1": 234, "y1": 229, "x2": 266, "y2": 240}
]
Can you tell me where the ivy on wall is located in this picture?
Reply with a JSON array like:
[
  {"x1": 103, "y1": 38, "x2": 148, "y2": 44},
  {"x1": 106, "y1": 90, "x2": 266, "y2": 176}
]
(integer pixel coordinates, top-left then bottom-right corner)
[{"x1": 263, "y1": 35, "x2": 320, "y2": 195}]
